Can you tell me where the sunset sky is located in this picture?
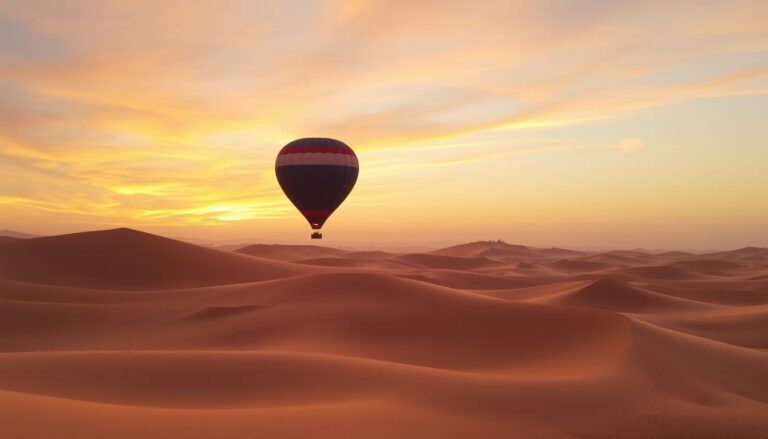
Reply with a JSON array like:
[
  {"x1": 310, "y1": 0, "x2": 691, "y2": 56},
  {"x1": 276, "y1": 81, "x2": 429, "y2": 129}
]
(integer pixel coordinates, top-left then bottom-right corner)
[{"x1": 0, "y1": 0, "x2": 766, "y2": 249}]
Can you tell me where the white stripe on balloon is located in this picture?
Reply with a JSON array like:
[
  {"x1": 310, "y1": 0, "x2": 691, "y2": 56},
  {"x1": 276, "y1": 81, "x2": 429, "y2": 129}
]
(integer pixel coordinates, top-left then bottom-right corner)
[{"x1": 276, "y1": 153, "x2": 359, "y2": 168}]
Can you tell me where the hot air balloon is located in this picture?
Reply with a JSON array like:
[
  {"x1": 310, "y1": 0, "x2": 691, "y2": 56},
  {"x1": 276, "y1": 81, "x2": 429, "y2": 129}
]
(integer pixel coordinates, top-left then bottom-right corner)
[{"x1": 275, "y1": 138, "x2": 359, "y2": 239}]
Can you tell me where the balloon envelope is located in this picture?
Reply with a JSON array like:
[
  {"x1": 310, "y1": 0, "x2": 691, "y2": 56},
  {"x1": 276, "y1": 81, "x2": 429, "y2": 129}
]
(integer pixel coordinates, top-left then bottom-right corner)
[{"x1": 275, "y1": 138, "x2": 359, "y2": 232}]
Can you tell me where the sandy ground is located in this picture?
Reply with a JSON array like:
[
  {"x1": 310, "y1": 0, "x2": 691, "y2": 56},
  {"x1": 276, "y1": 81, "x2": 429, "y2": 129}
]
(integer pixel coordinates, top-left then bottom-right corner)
[{"x1": 1, "y1": 228, "x2": 767, "y2": 438}]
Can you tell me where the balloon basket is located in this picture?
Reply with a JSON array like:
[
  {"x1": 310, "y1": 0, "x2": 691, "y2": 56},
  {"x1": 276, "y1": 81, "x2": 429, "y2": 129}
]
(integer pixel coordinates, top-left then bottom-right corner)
[{"x1": 311, "y1": 232, "x2": 323, "y2": 239}]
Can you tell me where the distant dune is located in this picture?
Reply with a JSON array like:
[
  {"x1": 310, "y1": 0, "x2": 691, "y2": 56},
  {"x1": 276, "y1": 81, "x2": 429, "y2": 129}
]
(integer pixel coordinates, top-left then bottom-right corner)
[
  {"x1": 1, "y1": 229, "x2": 767, "y2": 438},
  {"x1": 236, "y1": 243, "x2": 350, "y2": 261},
  {"x1": 295, "y1": 257, "x2": 409, "y2": 269},
  {"x1": 611, "y1": 264, "x2": 697, "y2": 280},
  {"x1": 532, "y1": 278, "x2": 711, "y2": 313},
  {"x1": 699, "y1": 246, "x2": 768, "y2": 263},
  {"x1": 392, "y1": 253, "x2": 502, "y2": 270},
  {"x1": 549, "y1": 259, "x2": 613, "y2": 273},
  {"x1": 430, "y1": 241, "x2": 534, "y2": 258}
]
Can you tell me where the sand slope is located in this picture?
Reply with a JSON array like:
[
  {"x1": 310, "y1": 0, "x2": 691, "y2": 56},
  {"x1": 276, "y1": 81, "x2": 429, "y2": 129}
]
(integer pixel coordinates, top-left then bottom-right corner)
[
  {"x1": 2, "y1": 230, "x2": 767, "y2": 438},
  {"x1": 236, "y1": 243, "x2": 351, "y2": 262},
  {"x1": 0, "y1": 228, "x2": 312, "y2": 289}
]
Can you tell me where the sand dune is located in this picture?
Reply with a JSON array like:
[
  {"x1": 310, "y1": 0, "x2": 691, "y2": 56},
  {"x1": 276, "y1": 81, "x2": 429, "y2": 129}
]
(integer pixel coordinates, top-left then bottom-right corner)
[
  {"x1": 531, "y1": 278, "x2": 713, "y2": 313},
  {"x1": 611, "y1": 264, "x2": 698, "y2": 280},
  {"x1": 669, "y1": 259, "x2": 747, "y2": 271},
  {"x1": 646, "y1": 305, "x2": 768, "y2": 348},
  {"x1": 2, "y1": 229, "x2": 767, "y2": 438},
  {"x1": 431, "y1": 241, "x2": 536, "y2": 260},
  {"x1": 401, "y1": 270, "x2": 545, "y2": 289},
  {"x1": 295, "y1": 256, "x2": 409, "y2": 269},
  {"x1": 665, "y1": 259, "x2": 751, "y2": 277},
  {"x1": 347, "y1": 250, "x2": 396, "y2": 259},
  {"x1": 699, "y1": 246, "x2": 768, "y2": 263},
  {"x1": 393, "y1": 253, "x2": 502, "y2": 270},
  {"x1": 430, "y1": 242, "x2": 588, "y2": 263},
  {"x1": 657, "y1": 250, "x2": 696, "y2": 259},
  {"x1": 635, "y1": 279, "x2": 768, "y2": 306},
  {"x1": 235, "y1": 243, "x2": 349, "y2": 261},
  {"x1": 629, "y1": 319, "x2": 768, "y2": 404},
  {"x1": 0, "y1": 228, "x2": 311, "y2": 289},
  {"x1": 549, "y1": 259, "x2": 613, "y2": 273},
  {"x1": 576, "y1": 252, "x2": 651, "y2": 265}
]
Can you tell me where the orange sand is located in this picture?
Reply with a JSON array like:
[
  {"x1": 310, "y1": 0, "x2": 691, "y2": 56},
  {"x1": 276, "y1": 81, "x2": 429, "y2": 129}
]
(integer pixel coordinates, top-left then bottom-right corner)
[{"x1": 1, "y1": 229, "x2": 767, "y2": 438}]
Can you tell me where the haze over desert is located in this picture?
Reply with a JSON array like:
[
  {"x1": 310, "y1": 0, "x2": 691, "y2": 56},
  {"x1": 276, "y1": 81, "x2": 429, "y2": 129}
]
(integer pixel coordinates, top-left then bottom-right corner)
[{"x1": 1, "y1": 228, "x2": 767, "y2": 437}]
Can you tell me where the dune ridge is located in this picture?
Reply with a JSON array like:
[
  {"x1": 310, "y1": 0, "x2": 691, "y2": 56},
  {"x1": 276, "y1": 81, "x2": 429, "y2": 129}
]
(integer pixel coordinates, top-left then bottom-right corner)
[
  {"x1": 2, "y1": 228, "x2": 767, "y2": 438},
  {"x1": 0, "y1": 228, "x2": 312, "y2": 289}
]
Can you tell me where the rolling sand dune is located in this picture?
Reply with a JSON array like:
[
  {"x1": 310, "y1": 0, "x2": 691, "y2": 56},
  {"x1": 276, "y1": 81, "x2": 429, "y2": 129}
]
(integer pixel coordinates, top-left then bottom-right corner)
[
  {"x1": 236, "y1": 243, "x2": 350, "y2": 261},
  {"x1": 549, "y1": 259, "x2": 614, "y2": 273},
  {"x1": 346, "y1": 250, "x2": 396, "y2": 259},
  {"x1": 295, "y1": 257, "x2": 410, "y2": 269},
  {"x1": 0, "y1": 228, "x2": 312, "y2": 289},
  {"x1": 657, "y1": 250, "x2": 696, "y2": 259},
  {"x1": 635, "y1": 279, "x2": 768, "y2": 306},
  {"x1": 2, "y1": 229, "x2": 767, "y2": 438},
  {"x1": 430, "y1": 241, "x2": 534, "y2": 259},
  {"x1": 392, "y1": 253, "x2": 502, "y2": 270},
  {"x1": 646, "y1": 305, "x2": 768, "y2": 348},
  {"x1": 530, "y1": 278, "x2": 713, "y2": 313},
  {"x1": 668, "y1": 259, "x2": 747, "y2": 272},
  {"x1": 400, "y1": 270, "x2": 545, "y2": 290},
  {"x1": 699, "y1": 247, "x2": 768, "y2": 263},
  {"x1": 576, "y1": 252, "x2": 651, "y2": 265},
  {"x1": 611, "y1": 264, "x2": 698, "y2": 280}
]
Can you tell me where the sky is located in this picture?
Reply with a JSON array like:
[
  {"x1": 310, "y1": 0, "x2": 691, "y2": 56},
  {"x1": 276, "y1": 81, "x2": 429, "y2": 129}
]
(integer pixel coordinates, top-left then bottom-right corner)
[{"x1": 0, "y1": 0, "x2": 766, "y2": 249}]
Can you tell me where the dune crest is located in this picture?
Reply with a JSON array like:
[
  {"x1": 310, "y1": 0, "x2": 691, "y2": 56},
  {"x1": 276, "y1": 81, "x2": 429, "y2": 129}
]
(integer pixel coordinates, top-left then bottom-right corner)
[{"x1": 0, "y1": 228, "x2": 312, "y2": 289}]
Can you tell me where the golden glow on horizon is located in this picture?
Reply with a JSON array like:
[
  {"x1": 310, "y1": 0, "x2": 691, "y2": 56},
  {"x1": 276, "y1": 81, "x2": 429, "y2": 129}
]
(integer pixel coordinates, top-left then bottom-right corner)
[{"x1": 0, "y1": 0, "x2": 766, "y2": 248}]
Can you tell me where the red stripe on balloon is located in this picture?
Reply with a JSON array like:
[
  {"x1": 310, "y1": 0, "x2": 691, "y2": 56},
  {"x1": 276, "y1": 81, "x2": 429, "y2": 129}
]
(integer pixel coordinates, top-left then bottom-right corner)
[{"x1": 280, "y1": 145, "x2": 356, "y2": 155}]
